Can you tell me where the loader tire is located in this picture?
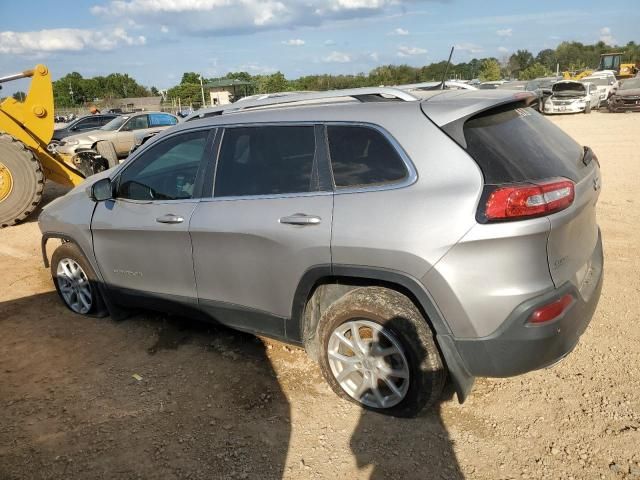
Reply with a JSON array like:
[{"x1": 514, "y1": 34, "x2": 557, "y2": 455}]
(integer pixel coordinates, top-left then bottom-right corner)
[
  {"x1": 0, "y1": 134, "x2": 44, "y2": 228},
  {"x1": 95, "y1": 141, "x2": 119, "y2": 169}
]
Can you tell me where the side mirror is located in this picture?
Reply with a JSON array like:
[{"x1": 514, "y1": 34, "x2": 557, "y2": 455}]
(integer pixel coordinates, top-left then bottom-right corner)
[{"x1": 90, "y1": 178, "x2": 113, "y2": 202}]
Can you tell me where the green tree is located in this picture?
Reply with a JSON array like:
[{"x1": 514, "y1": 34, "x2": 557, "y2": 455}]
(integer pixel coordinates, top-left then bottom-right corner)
[
  {"x1": 535, "y1": 49, "x2": 558, "y2": 72},
  {"x1": 150, "y1": 86, "x2": 160, "y2": 96},
  {"x1": 508, "y1": 49, "x2": 534, "y2": 78},
  {"x1": 519, "y1": 63, "x2": 553, "y2": 80},
  {"x1": 11, "y1": 91, "x2": 26, "y2": 102},
  {"x1": 180, "y1": 72, "x2": 201, "y2": 85},
  {"x1": 479, "y1": 59, "x2": 501, "y2": 81}
]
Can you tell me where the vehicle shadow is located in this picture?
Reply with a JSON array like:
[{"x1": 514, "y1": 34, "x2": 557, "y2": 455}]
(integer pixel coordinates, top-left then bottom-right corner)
[
  {"x1": 0, "y1": 292, "x2": 291, "y2": 480},
  {"x1": 349, "y1": 318, "x2": 464, "y2": 479}
]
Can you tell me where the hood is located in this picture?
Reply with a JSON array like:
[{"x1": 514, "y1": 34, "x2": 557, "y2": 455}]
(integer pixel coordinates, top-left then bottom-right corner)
[
  {"x1": 62, "y1": 129, "x2": 112, "y2": 144},
  {"x1": 552, "y1": 81, "x2": 586, "y2": 95}
]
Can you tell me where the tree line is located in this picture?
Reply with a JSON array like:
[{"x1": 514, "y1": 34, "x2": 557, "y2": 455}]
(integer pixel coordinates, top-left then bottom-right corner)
[{"x1": 42, "y1": 40, "x2": 639, "y2": 108}]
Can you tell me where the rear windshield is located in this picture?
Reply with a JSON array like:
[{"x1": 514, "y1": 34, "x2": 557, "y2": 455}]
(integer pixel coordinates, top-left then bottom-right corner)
[{"x1": 463, "y1": 106, "x2": 585, "y2": 184}]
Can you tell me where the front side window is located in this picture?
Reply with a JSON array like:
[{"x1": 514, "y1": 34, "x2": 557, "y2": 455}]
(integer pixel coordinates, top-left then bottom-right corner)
[
  {"x1": 122, "y1": 115, "x2": 149, "y2": 131},
  {"x1": 327, "y1": 125, "x2": 408, "y2": 188},
  {"x1": 214, "y1": 125, "x2": 317, "y2": 197},
  {"x1": 117, "y1": 130, "x2": 209, "y2": 201}
]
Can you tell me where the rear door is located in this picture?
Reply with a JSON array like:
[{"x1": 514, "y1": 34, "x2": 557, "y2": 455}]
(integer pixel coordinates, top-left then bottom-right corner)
[
  {"x1": 114, "y1": 115, "x2": 149, "y2": 156},
  {"x1": 189, "y1": 124, "x2": 333, "y2": 338},
  {"x1": 92, "y1": 128, "x2": 214, "y2": 303}
]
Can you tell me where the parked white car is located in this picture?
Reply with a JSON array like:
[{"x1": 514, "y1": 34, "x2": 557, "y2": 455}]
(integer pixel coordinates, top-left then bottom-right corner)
[
  {"x1": 543, "y1": 80, "x2": 601, "y2": 114},
  {"x1": 581, "y1": 73, "x2": 617, "y2": 105}
]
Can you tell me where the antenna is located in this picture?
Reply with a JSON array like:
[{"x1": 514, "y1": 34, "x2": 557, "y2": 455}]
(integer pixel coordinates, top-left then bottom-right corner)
[{"x1": 440, "y1": 46, "x2": 455, "y2": 90}]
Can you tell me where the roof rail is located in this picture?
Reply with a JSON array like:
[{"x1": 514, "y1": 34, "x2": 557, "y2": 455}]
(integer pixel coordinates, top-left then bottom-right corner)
[{"x1": 185, "y1": 87, "x2": 418, "y2": 122}]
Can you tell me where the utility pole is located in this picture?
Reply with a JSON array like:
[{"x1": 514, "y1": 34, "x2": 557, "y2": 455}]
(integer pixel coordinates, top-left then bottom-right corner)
[{"x1": 200, "y1": 74, "x2": 206, "y2": 108}]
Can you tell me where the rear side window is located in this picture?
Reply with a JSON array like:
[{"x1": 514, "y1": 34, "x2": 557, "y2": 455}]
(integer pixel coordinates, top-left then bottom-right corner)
[
  {"x1": 327, "y1": 125, "x2": 407, "y2": 188},
  {"x1": 463, "y1": 107, "x2": 585, "y2": 184},
  {"x1": 214, "y1": 126, "x2": 317, "y2": 197},
  {"x1": 149, "y1": 113, "x2": 178, "y2": 127}
]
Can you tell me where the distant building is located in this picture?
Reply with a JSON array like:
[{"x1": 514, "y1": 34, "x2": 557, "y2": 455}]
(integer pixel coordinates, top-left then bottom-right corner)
[
  {"x1": 108, "y1": 96, "x2": 163, "y2": 112},
  {"x1": 205, "y1": 79, "x2": 253, "y2": 106}
]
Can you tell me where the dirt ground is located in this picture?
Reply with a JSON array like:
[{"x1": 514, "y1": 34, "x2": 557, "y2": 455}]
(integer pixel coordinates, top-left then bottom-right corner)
[{"x1": 1, "y1": 111, "x2": 639, "y2": 480}]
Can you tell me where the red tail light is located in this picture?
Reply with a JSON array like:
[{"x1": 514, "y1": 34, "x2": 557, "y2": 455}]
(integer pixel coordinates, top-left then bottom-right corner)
[
  {"x1": 529, "y1": 293, "x2": 574, "y2": 324},
  {"x1": 484, "y1": 179, "x2": 575, "y2": 221}
]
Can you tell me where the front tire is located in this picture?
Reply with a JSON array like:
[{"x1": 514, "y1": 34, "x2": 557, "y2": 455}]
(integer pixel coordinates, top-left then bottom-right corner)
[
  {"x1": 318, "y1": 287, "x2": 445, "y2": 417},
  {"x1": 0, "y1": 134, "x2": 44, "y2": 227},
  {"x1": 584, "y1": 102, "x2": 592, "y2": 114},
  {"x1": 51, "y1": 242, "x2": 107, "y2": 317}
]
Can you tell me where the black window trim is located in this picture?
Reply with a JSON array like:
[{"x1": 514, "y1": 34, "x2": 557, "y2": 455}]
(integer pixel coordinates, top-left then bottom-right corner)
[
  {"x1": 203, "y1": 122, "x2": 334, "y2": 201},
  {"x1": 324, "y1": 121, "x2": 417, "y2": 195},
  {"x1": 111, "y1": 126, "x2": 217, "y2": 204},
  {"x1": 197, "y1": 120, "x2": 417, "y2": 202}
]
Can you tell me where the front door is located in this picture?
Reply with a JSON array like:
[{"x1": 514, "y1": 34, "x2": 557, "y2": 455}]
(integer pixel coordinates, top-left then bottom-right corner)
[
  {"x1": 92, "y1": 128, "x2": 213, "y2": 304},
  {"x1": 190, "y1": 125, "x2": 333, "y2": 338}
]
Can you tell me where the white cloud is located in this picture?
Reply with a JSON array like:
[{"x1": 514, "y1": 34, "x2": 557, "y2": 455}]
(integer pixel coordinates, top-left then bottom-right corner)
[
  {"x1": 0, "y1": 28, "x2": 146, "y2": 54},
  {"x1": 91, "y1": 0, "x2": 415, "y2": 35},
  {"x1": 160, "y1": 25, "x2": 169, "y2": 33},
  {"x1": 389, "y1": 27, "x2": 409, "y2": 36},
  {"x1": 496, "y1": 28, "x2": 512, "y2": 37},
  {"x1": 397, "y1": 45, "x2": 427, "y2": 57},
  {"x1": 455, "y1": 42, "x2": 484, "y2": 54},
  {"x1": 282, "y1": 38, "x2": 305, "y2": 46},
  {"x1": 369, "y1": 52, "x2": 379, "y2": 62},
  {"x1": 498, "y1": 46, "x2": 509, "y2": 53},
  {"x1": 324, "y1": 39, "x2": 336, "y2": 46},
  {"x1": 599, "y1": 27, "x2": 616, "y2": 46},
  {"x1": 323, "y1": 51, "x2": 352, "y2": 63}
]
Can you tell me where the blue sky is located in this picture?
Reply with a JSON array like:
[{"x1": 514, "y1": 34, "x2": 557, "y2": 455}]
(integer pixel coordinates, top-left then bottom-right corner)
[{"x1": 1, "y1": 0, "x2": 638, "y2": 93}]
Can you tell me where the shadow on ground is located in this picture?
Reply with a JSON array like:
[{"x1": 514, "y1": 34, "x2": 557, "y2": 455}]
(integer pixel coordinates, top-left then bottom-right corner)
[{"x1": 0, "y1": 292, "x2": 462, "y2": 479}]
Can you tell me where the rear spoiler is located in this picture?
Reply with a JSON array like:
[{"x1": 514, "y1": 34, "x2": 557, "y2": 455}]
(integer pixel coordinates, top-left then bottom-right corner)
[{"x1": 421, "y1": 91, "x2": 537, "y2": 148}]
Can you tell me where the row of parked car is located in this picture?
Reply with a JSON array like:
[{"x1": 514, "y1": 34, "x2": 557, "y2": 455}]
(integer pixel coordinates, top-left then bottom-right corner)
[
  {"x1": 50, "y1": 111, "x2": 179, "y2": 176},
  {"x1": 524, "y1": 71, "x2": 640, "y2": 115}
]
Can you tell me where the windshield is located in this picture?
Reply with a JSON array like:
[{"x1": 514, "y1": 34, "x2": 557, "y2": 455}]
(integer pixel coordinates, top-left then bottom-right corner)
[
  {"x1": 582, "y1": 77, "x2": 612, "y2": 86},
  {"x1": 101, "y1": 116, "x2": 128, "y2": 131},
  {"x1": 620, "y1": 78, "x2": 640, "y2": 90}
]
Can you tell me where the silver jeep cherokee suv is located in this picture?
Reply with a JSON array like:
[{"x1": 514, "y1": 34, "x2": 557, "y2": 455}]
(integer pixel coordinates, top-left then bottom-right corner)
[{"x1": 39, "y1": 87, "x2": 603, "y2": 417}]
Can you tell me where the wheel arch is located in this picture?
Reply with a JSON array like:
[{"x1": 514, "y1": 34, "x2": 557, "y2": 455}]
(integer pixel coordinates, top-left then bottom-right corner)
[
  {"x1": 290, "y1": 265, "x2": 475, "y2": 403},
  {"x1": 42, "y1": 232, "x2": 129, "y2": 320}
]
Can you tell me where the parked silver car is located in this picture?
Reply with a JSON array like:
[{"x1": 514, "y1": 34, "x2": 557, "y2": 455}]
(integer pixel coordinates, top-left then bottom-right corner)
[{"x1": 39, "y1": 87, "x2": 603, "y2": 417}]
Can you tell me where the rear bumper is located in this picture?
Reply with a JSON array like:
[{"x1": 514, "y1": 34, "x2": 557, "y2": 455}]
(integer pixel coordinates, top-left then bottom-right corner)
[{"x1": 450, "y1": 229, "x2": 603, "y2": 377}]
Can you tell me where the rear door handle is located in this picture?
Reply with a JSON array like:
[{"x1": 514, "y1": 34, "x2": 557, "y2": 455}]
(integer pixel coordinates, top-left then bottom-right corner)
[
  {"x1": 279, "y1": 214, "x2": 321, "y2": 226},
  {"x1": 156, "y1": 214, "x2": 184, "y2": 224}
]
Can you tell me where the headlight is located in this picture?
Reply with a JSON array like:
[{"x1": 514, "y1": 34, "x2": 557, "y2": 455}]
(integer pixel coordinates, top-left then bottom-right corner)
[{"x1": 65, "y1": 139, "x2": 79, "y2": 146}]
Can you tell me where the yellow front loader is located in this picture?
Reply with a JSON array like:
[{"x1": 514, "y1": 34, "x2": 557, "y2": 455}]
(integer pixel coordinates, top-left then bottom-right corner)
[{"x1": 0, "y1": 65, "x2": 87, "y2": 227}]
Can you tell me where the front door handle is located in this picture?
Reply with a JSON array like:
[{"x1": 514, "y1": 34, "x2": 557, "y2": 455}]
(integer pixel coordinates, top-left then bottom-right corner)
[
  {"x1": 156, "y1": 214, "x2": 184, "y2": 224},
  {"x1": 279, "y1": 214, "x2": 321, "y2": 226}
]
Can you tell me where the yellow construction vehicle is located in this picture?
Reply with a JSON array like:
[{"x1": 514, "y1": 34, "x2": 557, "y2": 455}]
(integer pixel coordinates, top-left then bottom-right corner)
[
  {"x1": 0, "y1": 65, "x2": 87, "y2": 227},
  {"x1": 597, "y1": 52, "x2": 639, "y2": 79}
]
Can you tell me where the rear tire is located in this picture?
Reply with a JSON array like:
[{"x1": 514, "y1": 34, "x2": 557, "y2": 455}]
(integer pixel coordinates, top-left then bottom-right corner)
[
  {"x1": 95, "y1": 141, "x2": 119, "y2": 169},
  {"x1": 0, "y1": 134, "x2": 44, "y2": 228},
  {"x1": 51, "y1": 242, "x2": 107, "y2": 317},
  {"x1": 318, "y1": 287, "x2": 446, "y2": 417}
]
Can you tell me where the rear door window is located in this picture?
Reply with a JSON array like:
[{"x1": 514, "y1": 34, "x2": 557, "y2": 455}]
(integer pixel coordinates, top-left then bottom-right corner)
[
  {"x1": 214, "y1": 125, "x2": 318, "y2": 197},
  {"x1": 327, "y1": 125, "x2": 408, "y2": 188},
  {"x1": 149, "y1": 113, "x2": 178, "y2": 127},
  {"x1": 462, "y1": 106, "x2": 586, "y2": 184}
]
